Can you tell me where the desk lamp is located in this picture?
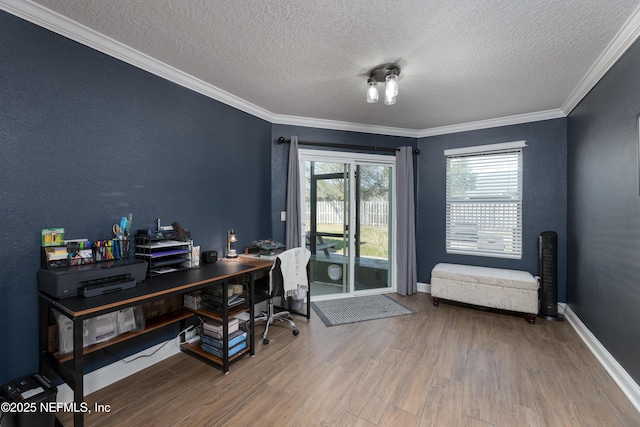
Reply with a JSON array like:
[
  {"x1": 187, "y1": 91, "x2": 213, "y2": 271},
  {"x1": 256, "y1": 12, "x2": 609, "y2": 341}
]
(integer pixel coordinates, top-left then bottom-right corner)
[{"x1": 227, "y1": 228, "x2": 238, "y2": 258}]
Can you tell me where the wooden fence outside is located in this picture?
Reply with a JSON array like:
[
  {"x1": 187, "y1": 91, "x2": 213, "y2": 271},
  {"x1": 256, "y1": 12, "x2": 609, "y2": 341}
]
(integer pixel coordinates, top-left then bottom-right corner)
[{"x1": 306, "y1": 200, "x2": 389, "y2": 227}]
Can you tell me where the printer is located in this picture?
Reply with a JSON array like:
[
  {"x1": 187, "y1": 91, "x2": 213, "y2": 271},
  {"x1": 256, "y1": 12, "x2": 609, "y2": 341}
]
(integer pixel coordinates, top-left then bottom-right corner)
[{"x1": 38, "y1": 259, "x2": 148, "y2": 299}]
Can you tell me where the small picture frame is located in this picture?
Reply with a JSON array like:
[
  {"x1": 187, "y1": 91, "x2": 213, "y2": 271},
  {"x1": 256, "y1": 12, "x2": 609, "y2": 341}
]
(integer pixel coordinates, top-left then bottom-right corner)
[{"x1": 41, "y1": 228, "x2": 64, "y2": 247}]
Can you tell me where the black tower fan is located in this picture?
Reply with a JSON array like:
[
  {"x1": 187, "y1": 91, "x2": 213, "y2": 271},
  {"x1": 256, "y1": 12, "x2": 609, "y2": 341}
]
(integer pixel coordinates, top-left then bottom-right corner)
[{"x1": 538, "y1": 231, "x2": 564, "y2": 320}]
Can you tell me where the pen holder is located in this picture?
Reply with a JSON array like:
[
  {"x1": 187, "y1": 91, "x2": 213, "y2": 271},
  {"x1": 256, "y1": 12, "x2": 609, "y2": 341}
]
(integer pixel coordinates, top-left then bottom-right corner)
[{"x1": 94, "y1": 238, "x2": 130, "y2": 262}]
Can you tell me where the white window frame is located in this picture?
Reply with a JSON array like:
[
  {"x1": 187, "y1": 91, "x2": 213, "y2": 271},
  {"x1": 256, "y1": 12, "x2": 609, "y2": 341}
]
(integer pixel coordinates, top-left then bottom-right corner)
[{"x1": 444, "y1": 141, "x2": 526, "y2": 259}]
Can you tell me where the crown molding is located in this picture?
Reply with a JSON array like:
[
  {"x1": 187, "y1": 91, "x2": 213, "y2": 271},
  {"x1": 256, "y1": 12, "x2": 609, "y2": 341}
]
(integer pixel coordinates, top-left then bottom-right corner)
[
  {"x1": 562, "y1": 4, "x2": 640, "y2": 115},
  {"x1": 0, "y1": 0, "x2": 275, "y2": 123},
  {"x1": 271, "y1": 114, "x2": 420, "y2": 138},
  {"x1": 0, "y1": 0, "x2": 417, "y2": 136},
  {"x1": 2, "y1": 0, "x2": 634, "y2": 140},
  {"x1": 416, "y1": 109, "x2": 565, "y2": 138}
]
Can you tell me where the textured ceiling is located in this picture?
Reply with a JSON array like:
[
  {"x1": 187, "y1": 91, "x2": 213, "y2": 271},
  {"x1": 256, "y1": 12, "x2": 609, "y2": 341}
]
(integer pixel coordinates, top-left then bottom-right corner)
[{"x1": 20, "y1": 0, "x2": 640, "y2": 133}]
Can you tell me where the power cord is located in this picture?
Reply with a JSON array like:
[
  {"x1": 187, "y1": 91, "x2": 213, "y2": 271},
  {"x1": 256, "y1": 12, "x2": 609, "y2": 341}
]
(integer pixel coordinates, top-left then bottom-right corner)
[
  {"x1": 103, "y1": 340, "x2": 170, "y2": 363},
  {"x1": 103, "y1": 317, "x2": 205, "y2": 363},
  {"x1": 177, "y1": 324, "x2": 199, "y2": 345}
]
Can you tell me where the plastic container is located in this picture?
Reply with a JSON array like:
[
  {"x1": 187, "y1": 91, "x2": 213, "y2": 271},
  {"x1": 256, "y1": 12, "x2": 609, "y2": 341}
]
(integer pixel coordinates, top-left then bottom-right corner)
[
  {"x1": 287, "y1": 287, "x2": 307, "y2": 311},
  {"x1": 55, "y1": 305, "x2": 145, "y2": 353}
]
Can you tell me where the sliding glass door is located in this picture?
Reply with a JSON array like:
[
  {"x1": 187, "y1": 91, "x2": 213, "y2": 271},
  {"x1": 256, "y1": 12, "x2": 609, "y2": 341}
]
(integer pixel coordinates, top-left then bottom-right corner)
[
  {"x1": 304, "y1": 159, "x2": 351, "y2": 296},
  {"x1": 300, "y1": 150, "x2": 395, "y2": 300},
  {"x1": 353, "y1": 164, "x2": 393, "y2": 293}
]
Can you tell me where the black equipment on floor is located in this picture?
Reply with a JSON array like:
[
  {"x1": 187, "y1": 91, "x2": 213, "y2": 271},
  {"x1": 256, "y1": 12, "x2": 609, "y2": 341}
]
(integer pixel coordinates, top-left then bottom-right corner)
[
  {"x1": 0, "y1": 374, "x2": 57, "y2": 427},
  {"x1": 538, "y1": 231, "x2": 564, "y2": 320}
]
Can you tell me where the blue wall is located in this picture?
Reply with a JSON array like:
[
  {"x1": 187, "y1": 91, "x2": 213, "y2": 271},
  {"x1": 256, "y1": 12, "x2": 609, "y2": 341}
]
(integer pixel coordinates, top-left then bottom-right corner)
[
  {"x1": 417, "y1": 119, "x2": 568, "y2": 300},
  {"x1": 567, "y1": 36, "x2": 640, "y2": 382},
  {"x1": 0, "y1": 11, "x2": 272, "y2": 385}
]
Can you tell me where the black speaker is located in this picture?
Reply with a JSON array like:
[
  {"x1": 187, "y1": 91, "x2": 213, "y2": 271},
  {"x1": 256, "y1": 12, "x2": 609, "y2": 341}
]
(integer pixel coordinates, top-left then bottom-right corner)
[
  {"x1": 202, "y1": 250, "x2": 218, "y2": 264},
  {"x1": 538, "y1": 231, "x2": 564, "y2": 320}
]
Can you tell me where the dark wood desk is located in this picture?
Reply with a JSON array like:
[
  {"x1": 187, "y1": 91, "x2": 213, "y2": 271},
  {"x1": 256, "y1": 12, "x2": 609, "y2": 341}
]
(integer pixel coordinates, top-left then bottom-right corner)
[{"x1": 38, "y1": 257, "x2": 272, "y2": 427}]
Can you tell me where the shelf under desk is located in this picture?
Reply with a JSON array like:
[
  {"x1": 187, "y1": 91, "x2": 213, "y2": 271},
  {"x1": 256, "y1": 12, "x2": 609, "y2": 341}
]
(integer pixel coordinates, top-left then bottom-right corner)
[{"x1": 38, "y1": 257, "x2": 272, "y2": 427}]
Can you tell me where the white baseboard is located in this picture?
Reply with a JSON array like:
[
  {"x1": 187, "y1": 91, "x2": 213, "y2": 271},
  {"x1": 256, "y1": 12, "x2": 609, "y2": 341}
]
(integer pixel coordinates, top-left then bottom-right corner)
[
  {"x1": 417, "y1": 281, "x2": 430, "y2": 294},
  {"x1": 56, "y1": 339, "x2": 180, "y2": 403},
  {"x1": 563, "y1": 304, "x2": 640, "y2": 413}
]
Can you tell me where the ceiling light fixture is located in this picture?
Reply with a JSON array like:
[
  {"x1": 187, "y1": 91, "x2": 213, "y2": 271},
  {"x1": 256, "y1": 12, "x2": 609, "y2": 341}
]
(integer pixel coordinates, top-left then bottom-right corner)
[{"x1": 366, "y1": 63, "x2": 401, "y2": 105}]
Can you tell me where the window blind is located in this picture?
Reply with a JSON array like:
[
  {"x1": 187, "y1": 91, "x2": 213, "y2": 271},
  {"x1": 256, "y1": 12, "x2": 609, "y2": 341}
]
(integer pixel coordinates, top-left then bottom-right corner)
[{"x1": 445, "y1": 146, "x2": 523, "y2": 259}]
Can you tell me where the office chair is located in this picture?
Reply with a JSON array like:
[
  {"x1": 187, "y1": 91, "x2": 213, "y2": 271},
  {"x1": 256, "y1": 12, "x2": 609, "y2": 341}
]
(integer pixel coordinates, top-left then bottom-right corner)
[{"x1": 254, "y1": 247, "x2": 310, "y2": 344}]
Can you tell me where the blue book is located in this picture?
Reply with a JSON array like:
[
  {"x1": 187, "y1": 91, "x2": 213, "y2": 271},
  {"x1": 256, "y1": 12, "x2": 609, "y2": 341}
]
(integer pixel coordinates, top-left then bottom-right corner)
[
  {"x1": 200, "y1": 340, "x2": 247, "y2": 358},
  {"x1": 201, "y1": 330, "x2": 246, "y2": 349}
]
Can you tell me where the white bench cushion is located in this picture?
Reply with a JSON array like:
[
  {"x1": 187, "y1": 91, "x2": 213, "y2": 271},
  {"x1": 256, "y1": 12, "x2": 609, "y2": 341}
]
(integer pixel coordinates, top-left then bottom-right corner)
[
  {"x1": 431, "y1": 263, "x2": 537, "y2": 291},
  {"x1": 431, "y1": 263, "x2": 539, "y2": 316}
]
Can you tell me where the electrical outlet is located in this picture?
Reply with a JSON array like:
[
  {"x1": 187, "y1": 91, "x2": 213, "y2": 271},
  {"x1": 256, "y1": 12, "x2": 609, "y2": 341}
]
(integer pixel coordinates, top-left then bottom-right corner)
[
  {"x1": 185, "y1": 327, "x2": 198, "y2": 342},
  {"x1": 186, "y1": 335, "x2": 200, "y2": 344}
]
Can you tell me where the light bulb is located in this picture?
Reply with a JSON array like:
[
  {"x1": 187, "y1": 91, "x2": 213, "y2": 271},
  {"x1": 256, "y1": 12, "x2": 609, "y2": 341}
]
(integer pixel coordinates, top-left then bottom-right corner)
[
  {"x1": 366, "y1": 80, "x2": 378, "y2": 103},
  {"x1": 384, "y1": 93, "x2": 396, "y2": 105},
  {"x1": 385, "y1": 73, "x2": 398, "y2": 98}
]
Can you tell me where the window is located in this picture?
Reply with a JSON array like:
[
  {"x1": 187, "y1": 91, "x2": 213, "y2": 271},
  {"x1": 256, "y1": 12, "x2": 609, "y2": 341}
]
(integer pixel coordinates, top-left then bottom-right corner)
[{"x1": 445, "y1": 141, "x2": 525, "y2": 259}]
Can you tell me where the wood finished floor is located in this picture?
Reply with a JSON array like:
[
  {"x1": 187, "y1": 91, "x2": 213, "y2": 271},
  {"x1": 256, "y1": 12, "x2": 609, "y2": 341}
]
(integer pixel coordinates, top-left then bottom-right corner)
[{"x1": 61, "y1": 293, "x2": 640, "y2": 426}]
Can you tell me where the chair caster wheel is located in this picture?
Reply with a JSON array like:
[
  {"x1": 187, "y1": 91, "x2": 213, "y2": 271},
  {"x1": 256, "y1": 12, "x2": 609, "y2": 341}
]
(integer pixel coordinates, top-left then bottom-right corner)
[
  {"x1": 293, "y1": 329, "x2": 299, "y2": 336},
  {"x1": 263, "y1": 338, "x2": 269, "y2": 344}
]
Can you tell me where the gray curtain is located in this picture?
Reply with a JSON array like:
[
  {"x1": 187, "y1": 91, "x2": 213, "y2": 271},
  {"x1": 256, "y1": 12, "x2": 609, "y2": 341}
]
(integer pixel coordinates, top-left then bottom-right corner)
[
  {"x1": 285, "y1": 136, "x2": 302, "y2": 248},
  {"x1": 396, "y1": 146, "x2": 417, "y2": 295}
]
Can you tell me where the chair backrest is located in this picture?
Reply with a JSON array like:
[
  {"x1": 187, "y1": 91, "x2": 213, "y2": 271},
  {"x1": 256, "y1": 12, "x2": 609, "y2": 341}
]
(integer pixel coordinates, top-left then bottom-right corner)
[
  {"x1": 269, "y1": 248, "x2": 311, "y2": 297},
  {"x1": 270, "y1": 257, "x2": 285, "y2": 297}
]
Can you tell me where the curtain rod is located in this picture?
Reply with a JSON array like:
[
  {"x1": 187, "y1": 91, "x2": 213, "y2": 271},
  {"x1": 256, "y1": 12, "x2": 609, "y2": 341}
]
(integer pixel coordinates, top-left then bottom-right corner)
[{"x1": 277, "y1": 137, "x2": 420, "y2": 154}]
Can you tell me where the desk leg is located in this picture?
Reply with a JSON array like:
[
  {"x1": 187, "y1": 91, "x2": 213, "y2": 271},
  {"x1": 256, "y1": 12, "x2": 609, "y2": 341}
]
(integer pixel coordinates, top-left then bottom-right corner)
[
  {"x1": 249, "y1": 273, "x2": 255, "y2": 356},
  {"x1": 222, "y1": 280, "x2": 229, "y2": 374},
  {"x1": 73, "y1": 318, "x2": 84, "y2": 427},
  {"x1": 305, "y1": 263, "x2": 311, "y2": 319},
  {"x1": 38, "y1": 300, "x2": 49, "y2": 375}
]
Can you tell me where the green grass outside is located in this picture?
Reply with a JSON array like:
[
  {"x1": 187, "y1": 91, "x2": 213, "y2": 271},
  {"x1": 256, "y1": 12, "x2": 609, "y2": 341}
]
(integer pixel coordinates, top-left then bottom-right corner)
[{"x1": 312, "y1": 223, "x2": 389, "y2": 258}]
